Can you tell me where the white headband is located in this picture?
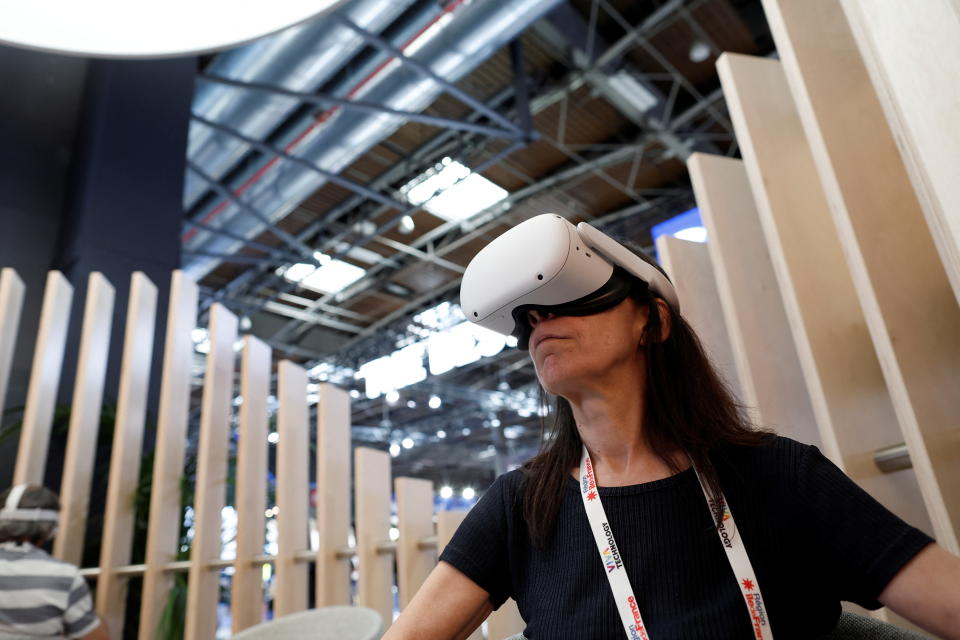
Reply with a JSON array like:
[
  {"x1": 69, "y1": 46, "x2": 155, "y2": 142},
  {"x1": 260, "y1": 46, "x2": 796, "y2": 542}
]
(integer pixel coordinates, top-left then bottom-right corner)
[{"x1": 0, "y1": 484, "x2": 59, "y2": 523}]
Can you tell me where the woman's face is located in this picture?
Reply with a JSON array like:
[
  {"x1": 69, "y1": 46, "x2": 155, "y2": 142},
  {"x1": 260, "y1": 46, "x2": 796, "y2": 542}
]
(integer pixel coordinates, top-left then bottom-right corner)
[{"x1": 527, "y1": 297, "x2": 651, "y2": 399}]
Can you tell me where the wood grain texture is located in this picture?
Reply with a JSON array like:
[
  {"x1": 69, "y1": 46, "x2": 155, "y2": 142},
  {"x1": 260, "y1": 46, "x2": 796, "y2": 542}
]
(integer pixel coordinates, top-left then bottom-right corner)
[
  {"x1": 656, "y1": 235, "x2": 744, "y2": 404},
  {"x1": 764, "y1": 0, "x2": 960, "y2": 554},
  {"x1": 840, "y1": 0, "x2": 960, "y2": 302},
  {"x1": 14, "y1": 271, "x2": 73, "y2": 484},
  {"x1": 96, "y1": 272, "x2": 158, "y2": 638},
  {"x1": 184, "y1": 303, "x2": 237, "y2": 640},
  {"x1": 0, "y1": 268, "x2": 25, "y2": 419},
  {"x1": 274, "y1": 360, "x2": 310, "y2": 617},
  {"x1": 55, "y1": 272, "x2": 115, "y2": 565},
  {"x1": 139, "y1": 271, "x2": 198, "y2": 639},
  {"x1": 355, "y1": 446, "x2": 393, "y2": 631},
  {"x1": 315, "y1": 383, "x2": 352, "y2": 606},
  {"x1": 231, "y1": 336, "x2": 271, "y2": 632},
  {"x1": 716, "y1": 53, "x2": 933, "y2": 537},
  {"x1": 687, "y1": 153, "x2": 821, "y2": 447}
]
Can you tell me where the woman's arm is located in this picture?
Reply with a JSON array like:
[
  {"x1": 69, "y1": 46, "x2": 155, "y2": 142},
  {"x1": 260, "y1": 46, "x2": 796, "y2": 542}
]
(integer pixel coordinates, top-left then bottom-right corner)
[
  {"x1": 384, "y1": 561, "x2": 495, "y2": 640},
  {"x1": 879, "y1": 543, "x2": 960, "y2": 640}
]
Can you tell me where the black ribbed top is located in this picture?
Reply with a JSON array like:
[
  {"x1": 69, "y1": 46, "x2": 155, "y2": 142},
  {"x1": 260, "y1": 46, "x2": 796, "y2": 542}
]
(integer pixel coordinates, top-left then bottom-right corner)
[{"x1": 439, "y1": 437, "x2": 932, "y2": 639}]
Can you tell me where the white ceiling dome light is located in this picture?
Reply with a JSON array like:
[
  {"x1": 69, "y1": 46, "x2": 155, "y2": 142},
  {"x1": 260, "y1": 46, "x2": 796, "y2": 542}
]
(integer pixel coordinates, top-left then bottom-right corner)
[{"x1": 0, "y1": 0, "x2": 347, "y2": 58}]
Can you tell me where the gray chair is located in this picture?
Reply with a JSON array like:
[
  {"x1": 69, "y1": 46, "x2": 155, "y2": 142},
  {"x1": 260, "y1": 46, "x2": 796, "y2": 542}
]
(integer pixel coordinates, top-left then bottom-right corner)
[
  {"x1": 499, "y1": 611, "x2": 930, "y2": 640},
  {"x1": 231, "y1": 606, "x2": 382, "y2": 640},
  {"x1": 823, "y1": 611, "x2": 930, "y2": 639}
]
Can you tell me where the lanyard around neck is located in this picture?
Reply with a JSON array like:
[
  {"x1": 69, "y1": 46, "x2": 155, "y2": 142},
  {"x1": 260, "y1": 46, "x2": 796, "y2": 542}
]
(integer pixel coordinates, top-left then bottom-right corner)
[{"x1": 579, "y1": 446, "x2": 774, "y2": 640}]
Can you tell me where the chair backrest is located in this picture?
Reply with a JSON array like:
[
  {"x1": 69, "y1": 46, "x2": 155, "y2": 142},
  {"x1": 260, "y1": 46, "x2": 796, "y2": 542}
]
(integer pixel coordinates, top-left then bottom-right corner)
[
  {"x1": 822, "y1": 611, "x2": 928, "y2": 640},
  {"x1": 231, "y1": 606, "x2": 382, "y2": 640}
]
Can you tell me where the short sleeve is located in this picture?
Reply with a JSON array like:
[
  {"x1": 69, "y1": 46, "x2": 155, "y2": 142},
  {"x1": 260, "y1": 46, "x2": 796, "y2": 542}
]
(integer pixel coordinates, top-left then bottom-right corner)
[
  {"x1": 63, "y1": 574, "x2": 100, "y2": 638},
  {"x1": 438, "y1": 472, "x2": 517, "y2": 609},
  {"x1": 797, "y1": 444, "x2": 933, "y2": 609}
]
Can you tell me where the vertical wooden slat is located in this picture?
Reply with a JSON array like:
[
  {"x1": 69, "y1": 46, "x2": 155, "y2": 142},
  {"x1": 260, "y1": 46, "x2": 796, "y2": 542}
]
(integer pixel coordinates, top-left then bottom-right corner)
[
  {"x1": 487, "y1": 600, "x2": 525, "y2": 640},
  {"x1": 355, "y1": 446, "x2": 392, "y2": 631},
  {"x1": 716, "y1": 53, "x2": 933, "y2": 535},
  {"x1": 655, "y1": 236, "x2": 744, "y2": 402},
  {"x1": 13, "y1": 271, "x2": 73, "y2": 484},
  {"x1": 184, "y1": 303, "x2": 237, "y2": 640},
  {"x1": 96, "y1": 272, "x2": 158, "y2": 637},
  {"x1": 139, "y1": 271, "x2": 198, "y2": 639},
  {"x1": 395, "y1": 477, "x2": 434, "y2": 609},
  {"x1": 763, "y1": 0, "x2": 960, "y2": 554},
  {"x1": 55, "y1": 272, "x2": 116, "y2": 564},
  {"x1": 840, "y1": 0, "x2": 960, "y2": 301},
  {"x1": 315, "y1": 383, "x2": 352, "y2": 607},
  {"x1": 0, "y1": 268, "x2": 26, "y2": 418},
  {"x1": 436, "y1": 510, "x2": 482, "y2": 640},
  {"x1": 274, "y1": 360, "x2": 309, "y2": 617},
  {"x1": 231, "y1": 336, "x2": 271, "y2": 633},
  {"x1": 688, "y1": 154, "x2": 822, "y2": 447}
]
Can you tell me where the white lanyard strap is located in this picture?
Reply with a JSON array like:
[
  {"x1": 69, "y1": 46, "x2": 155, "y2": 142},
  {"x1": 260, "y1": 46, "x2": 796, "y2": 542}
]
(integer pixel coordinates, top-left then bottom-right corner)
[{"x1": 579, "y1": 446, "x2": 774, "y2": 640}]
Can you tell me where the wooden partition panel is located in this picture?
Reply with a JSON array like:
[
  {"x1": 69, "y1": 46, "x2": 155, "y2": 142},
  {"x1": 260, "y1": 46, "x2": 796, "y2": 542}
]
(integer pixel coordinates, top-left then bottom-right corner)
[
  {"x1": 488, "y1": 601, "x2": 525, "y2": 640},
  {"x1": 762, "y1": 0, "x2": 960, "y2": 553},
  {"x1": 656, "y1": 236, "x2": 743, "y2": 403},
  {"x1": 231, "y1": 336, "x2": 271, "y2": 632},
  {"x1": 687, "y1": 154, "x2": 821, "y2": 447},
  {"x1": 274, "y1": 360, "x2": 310, "y2": 617},
  {"x1": 139, "y1": 271, "x2": 199, "y2": 639},
  {"x1": 185, "y1": 303, "x2": 238, "y2": 640},
  {"x1": 315, "y1": 383, "x2": 352, "y2": 606},
  {"x1": 55, "y1": 272, "x2": 115, "y2": 564},
  {"x1": 355, "y1": 446, "x2": 392, "y2": 631},
  {"x1": 0, "y1": 268, "x2": 25, "y2": 418},
  {"x1": 436, "y1": 510, "x2": 482, "y2": 640},
  {"x1": 840, "y1": 0, "x2": 960, "y2": 301},
  {"x1": 395, "y1": 477, "x2": 435, "y2": 609},
  {"x1": 716, "y1": 53, "x2": 933, "y2": 536},
  {"x1": 14, "y1": 271, "x2": 73, "y2": 484},
  {"x1": 96, "y1": 273, "x2": 158, "y2": 636}
]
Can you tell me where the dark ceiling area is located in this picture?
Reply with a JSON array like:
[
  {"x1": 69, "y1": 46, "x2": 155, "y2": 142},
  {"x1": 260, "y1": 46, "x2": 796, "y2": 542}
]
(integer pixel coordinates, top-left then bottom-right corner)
[{"x1": 179, "y1": 0, "x2": 774, "y2": 492}]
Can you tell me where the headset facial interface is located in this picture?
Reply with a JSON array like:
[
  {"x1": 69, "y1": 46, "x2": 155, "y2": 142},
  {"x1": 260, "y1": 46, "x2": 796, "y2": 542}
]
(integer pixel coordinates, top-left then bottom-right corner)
[{"x1": 460, "y1": 214, "x2": 679, "y2": 350}]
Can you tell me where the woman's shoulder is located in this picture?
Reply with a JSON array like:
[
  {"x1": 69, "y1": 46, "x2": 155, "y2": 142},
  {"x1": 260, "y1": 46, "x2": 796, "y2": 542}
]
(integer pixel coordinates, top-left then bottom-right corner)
[{"x1": 715, "y1": 434, "x2": 819, "y2": 480}]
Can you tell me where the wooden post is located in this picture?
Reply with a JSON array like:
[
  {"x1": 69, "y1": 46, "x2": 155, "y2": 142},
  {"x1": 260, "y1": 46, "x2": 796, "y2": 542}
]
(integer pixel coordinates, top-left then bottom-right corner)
[
  {"x1": 274, "y1": 360, "x2": 310, "y2": 617},
  {"x1": 656, "y1": 236, "x2": 744, "y2": 403},
  {"x1": 96, "y1": 272, "x2": 158, "y2": 637},
  {"x1": 395, "y1": 477, "x2": 435, "y2": 609},
  {"x1": 763, "y1": 0, "x2": 960, "y2": 553},
  {"x1": 13, "y1": 271, "x2": 73, "y2": 484},
  {"x1": 139, "y1": 271, "x2": 198, "y2": 639},
  {"x1": 0, "y1": 268, "x2": 25, "y2": 418},
  {"x1": 184, "y1": 303, "x2": 237, "y2": 640},
  {"x1": 315, "y1": 383, "x2": 352, "y2": 606},
  {"x1": 840, "y1": 0, "x2": 960, "y2": 301},
  {"x1": 687, "y1": 153, "x2": 822, "y2": 447},
  {"x1": 355, "y1": 446, "x2": 393, "y2": 631},
  {"x1": 55, "y1": 272, "x2": 115, "y2": 564},
  {"x1": 231, "y1": 336, "x2": 271, "y2": 632},
  {"x1": 436, "y1": 510, "x2": 482, "y2": 640},
  {"x1": 716, "y1": 53, "x2": 933, "y2": 536}
]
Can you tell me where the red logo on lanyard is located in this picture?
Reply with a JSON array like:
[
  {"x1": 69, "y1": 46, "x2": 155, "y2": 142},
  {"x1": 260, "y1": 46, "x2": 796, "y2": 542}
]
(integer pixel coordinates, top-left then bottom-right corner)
[
  {"x1": 742, "y1": 578, "x2": 755, "y2": 592},
  {"x1": 586, "y1": 490, "x2": 598, "y2": 501}
]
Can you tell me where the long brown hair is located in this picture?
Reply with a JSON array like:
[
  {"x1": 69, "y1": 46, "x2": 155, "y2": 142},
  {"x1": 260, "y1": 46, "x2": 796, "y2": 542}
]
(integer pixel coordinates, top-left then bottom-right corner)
[{"x1": 520, "y1": 251, "x2": 770, "y2": 545}]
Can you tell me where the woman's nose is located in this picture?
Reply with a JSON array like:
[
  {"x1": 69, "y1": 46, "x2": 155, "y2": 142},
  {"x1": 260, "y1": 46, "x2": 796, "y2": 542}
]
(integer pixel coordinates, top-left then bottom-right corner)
[{"x1": 527, "y1": 309, "x2": 554, "y2": 326}]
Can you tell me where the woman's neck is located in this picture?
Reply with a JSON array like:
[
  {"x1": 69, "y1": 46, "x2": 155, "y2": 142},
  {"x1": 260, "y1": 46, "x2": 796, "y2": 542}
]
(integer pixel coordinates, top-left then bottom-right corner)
[{"x1": 568, "y1": 389, "x2": 685, "y2": 486}]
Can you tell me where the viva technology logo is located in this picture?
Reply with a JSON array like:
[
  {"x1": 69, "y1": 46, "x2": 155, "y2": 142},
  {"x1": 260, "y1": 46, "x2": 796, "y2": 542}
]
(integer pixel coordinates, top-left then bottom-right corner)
[
  {"x1": 710, "y1": 498, "x2": 734, "y2": 549},
  {"x1": 600, "y1": 522, "x2": 624, "y2": 573},
  {"x1": 625, "y1": 596, "x2": 650, "y2": 640}
]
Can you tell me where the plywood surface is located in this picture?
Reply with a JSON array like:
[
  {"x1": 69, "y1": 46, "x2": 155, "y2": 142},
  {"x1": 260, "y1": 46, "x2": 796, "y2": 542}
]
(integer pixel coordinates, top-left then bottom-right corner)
[{"x1": 315, "y1": 384, "x2": 352, "y2": 607}]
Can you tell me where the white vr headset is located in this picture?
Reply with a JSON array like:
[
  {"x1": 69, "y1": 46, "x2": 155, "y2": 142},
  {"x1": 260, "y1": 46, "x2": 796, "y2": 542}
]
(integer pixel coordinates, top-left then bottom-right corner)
[
  {"x1": 460, "y1": 214, "x2": 679, "y2": 350},
  {"x1": 0, "y1": 485, "x2": 59, "y2": 524}
]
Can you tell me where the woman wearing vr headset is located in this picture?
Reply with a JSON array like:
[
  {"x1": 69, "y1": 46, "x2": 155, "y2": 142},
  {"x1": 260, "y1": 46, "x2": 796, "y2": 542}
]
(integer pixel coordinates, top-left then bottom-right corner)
[
  {"x1": 0, "y1": 485, "x2": 108, "y2": 639},
  {"x1": 385, "y1": 215, "x2": 960, "y2": 640}
]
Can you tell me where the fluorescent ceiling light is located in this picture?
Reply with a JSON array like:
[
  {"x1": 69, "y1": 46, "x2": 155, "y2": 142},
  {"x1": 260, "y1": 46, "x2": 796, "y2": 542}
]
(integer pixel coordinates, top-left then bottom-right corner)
[
  {"x1": 282, "y1": 251, "x2": 365, "y2": 294},
  {"x1": 0, "y1": 0, "x2": 346, "y2": 58},
  {"x1": 607, "y1": 71, "x2": 660, "y2": 113},
  {"x1": 401, "y1": 158, "x2": 508, "y2": 222}
]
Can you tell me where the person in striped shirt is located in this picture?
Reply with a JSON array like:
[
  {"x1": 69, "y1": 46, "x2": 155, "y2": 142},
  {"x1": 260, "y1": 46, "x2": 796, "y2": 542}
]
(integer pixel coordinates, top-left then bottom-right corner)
[{"x1": 0, "y1": 485, "x2": 108, "y2": 639}]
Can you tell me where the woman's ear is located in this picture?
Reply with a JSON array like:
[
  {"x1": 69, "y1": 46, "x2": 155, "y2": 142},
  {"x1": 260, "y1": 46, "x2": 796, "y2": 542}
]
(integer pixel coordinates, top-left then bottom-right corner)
[{"x1": 655, "y1": 298, "x2": 672, "y2": 342}]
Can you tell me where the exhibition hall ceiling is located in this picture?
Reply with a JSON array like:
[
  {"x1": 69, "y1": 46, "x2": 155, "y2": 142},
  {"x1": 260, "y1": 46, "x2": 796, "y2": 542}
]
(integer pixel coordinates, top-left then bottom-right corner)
[{"x1": 181, "y1": 0, "x2": 773, "y2": 490}]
